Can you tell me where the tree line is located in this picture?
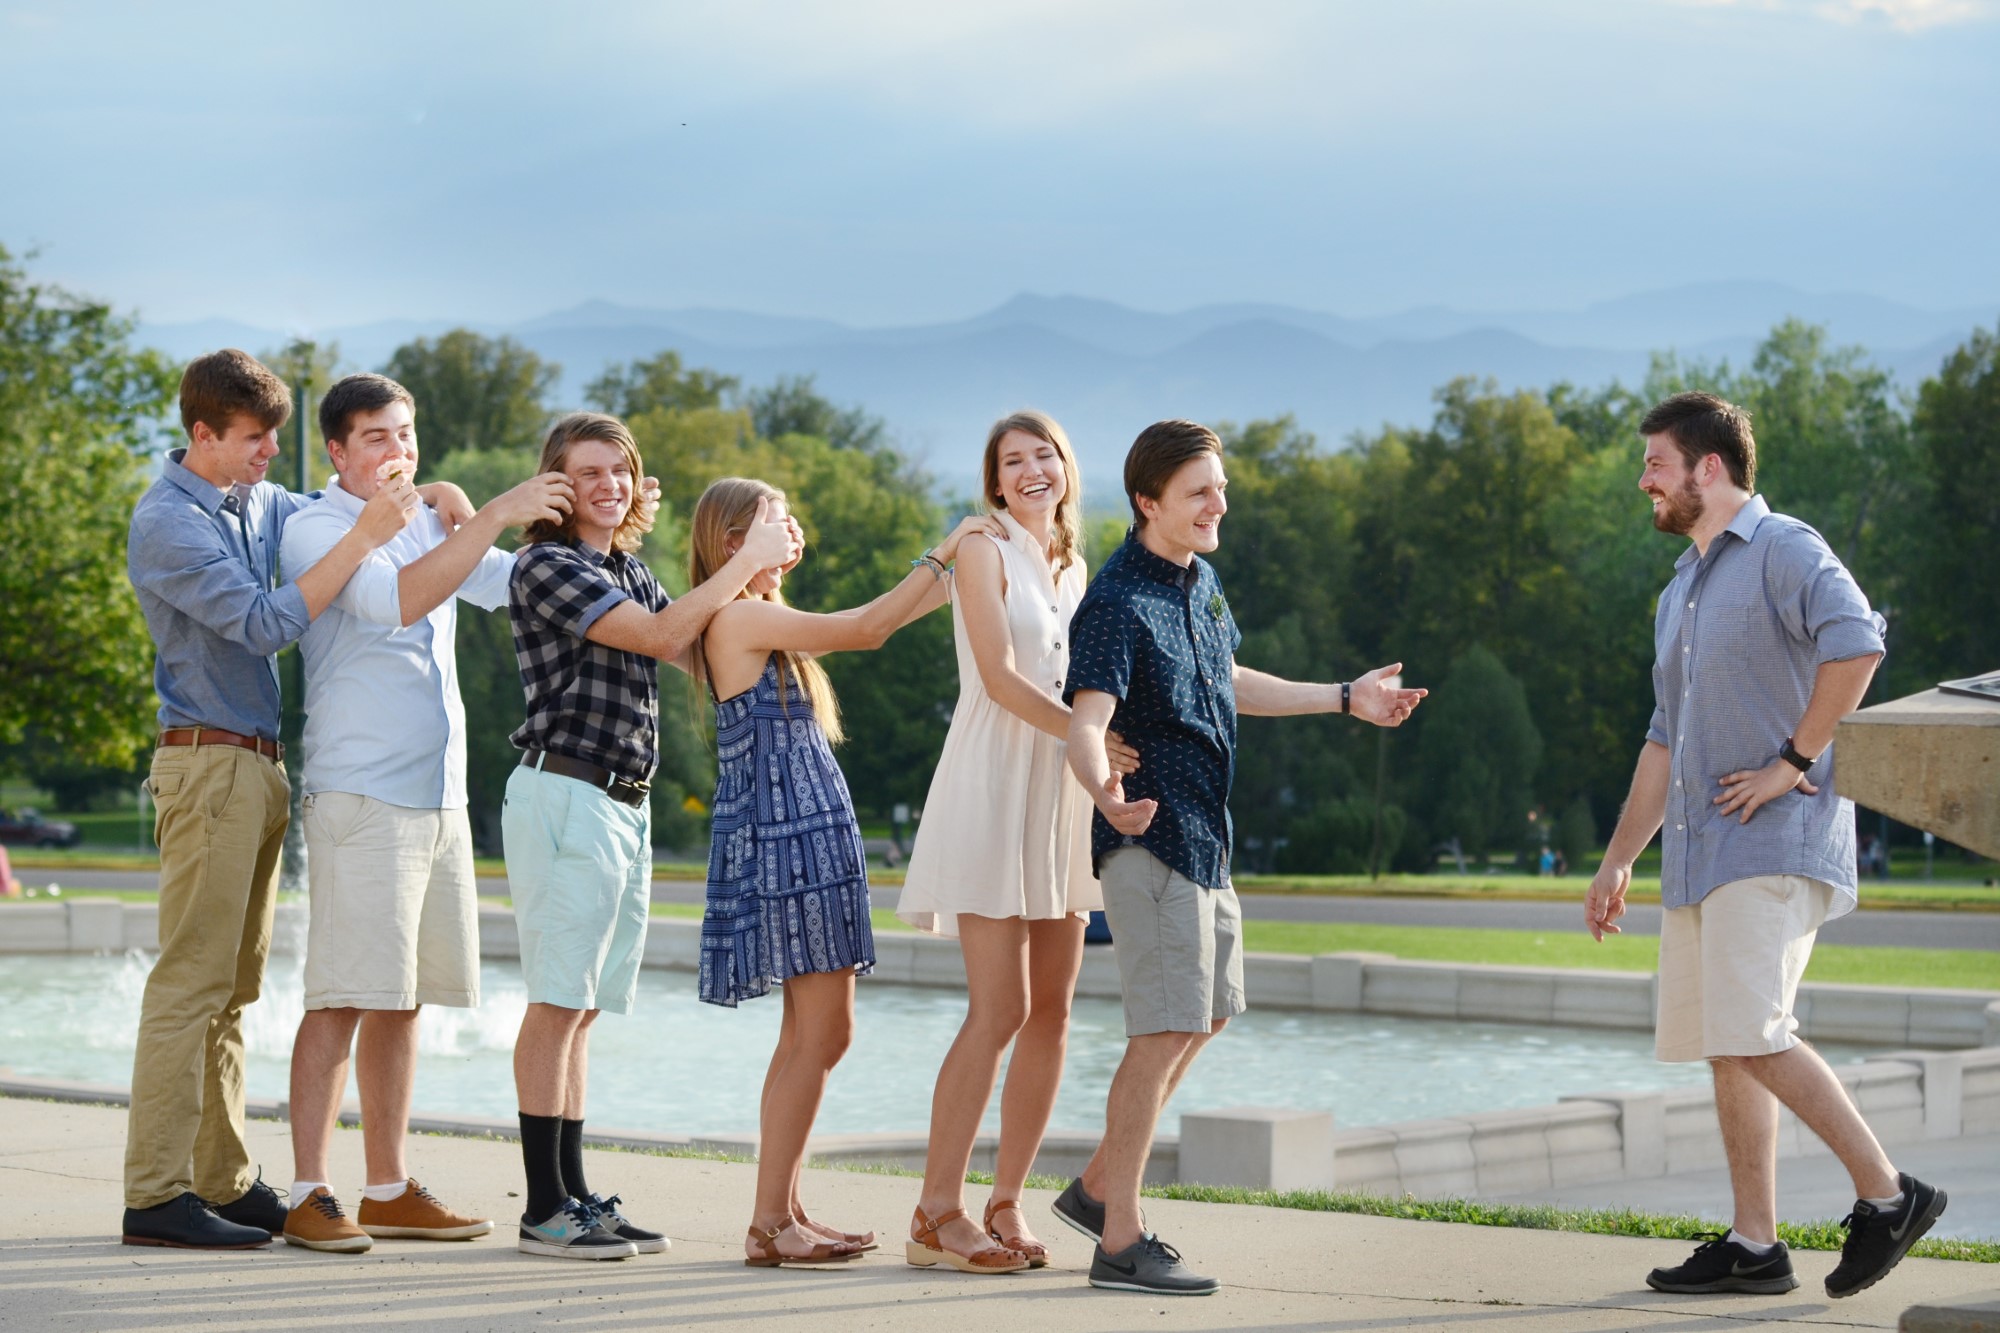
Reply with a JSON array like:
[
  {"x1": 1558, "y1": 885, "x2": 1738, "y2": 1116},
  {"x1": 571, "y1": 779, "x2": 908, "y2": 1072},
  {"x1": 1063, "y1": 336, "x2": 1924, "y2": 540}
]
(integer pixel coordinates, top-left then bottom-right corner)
[{"x1": 2, "y1": 244, "x2": 1991, "y2": 869}]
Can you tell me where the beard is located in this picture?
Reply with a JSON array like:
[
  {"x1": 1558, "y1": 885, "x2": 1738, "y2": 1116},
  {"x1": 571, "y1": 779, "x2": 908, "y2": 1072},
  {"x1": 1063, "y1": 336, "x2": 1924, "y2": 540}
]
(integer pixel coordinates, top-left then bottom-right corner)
[{"x1": 1650, "y1": 476, "x2": 1705, "y2": 536}]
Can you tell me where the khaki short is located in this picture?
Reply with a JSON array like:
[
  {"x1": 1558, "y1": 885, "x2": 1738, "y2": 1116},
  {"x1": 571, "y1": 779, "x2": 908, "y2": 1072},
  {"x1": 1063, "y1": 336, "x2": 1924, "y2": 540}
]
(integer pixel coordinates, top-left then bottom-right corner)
[
  {"x1": 1655, "y1": 873, "x2": 1833, "y2": 1062},
  {"x1": 303, "y1": 792, "x2": 480, "y2": 1010},
  {"x1": 1099, "y1": 846, "x2": 1246, "y2": 1037}
]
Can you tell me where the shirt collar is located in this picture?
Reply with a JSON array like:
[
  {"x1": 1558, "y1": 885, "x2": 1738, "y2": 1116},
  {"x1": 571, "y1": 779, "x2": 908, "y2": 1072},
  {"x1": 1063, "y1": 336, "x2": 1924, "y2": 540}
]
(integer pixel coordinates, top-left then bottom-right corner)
[
  {"x1": 1675, "y1": 494, "x2": 1772, "y2": 571},
  {"x1": 162, "y1": 447, "x2": 231, "y2": 516},
  {"x1": 324, "y1": 476, "x2": 365, "y2": 516},
  {"x1": 1120, "y1": 528, "x2": 1201, "y2": 592}
]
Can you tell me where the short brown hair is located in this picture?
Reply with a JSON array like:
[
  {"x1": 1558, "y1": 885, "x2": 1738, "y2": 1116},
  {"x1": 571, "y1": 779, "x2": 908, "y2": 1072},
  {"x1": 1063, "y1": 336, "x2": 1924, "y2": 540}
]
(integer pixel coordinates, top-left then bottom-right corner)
[
  {"x1": 319, "y1": 373, "x2": 415, "y2": 444},
  {"x1": 179, "y1": 349, "x2": 292, "y2": 439},
  {"x1": 1640, "y1": 391, "x2": 1757, "y2": 492},
  {"x1": 523, "y1": 412, "x2": 653, "y2": 553},
  {"x1": 1124, "y1": 419, "x2": 1222, "y2": 526}
]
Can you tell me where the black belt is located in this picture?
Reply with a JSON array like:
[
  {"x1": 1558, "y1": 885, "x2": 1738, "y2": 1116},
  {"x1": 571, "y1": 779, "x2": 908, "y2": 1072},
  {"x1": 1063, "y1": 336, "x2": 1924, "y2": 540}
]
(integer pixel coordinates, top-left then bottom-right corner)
[{"x1": 520, "y1": 750, "x2": 651, "y2": 808}]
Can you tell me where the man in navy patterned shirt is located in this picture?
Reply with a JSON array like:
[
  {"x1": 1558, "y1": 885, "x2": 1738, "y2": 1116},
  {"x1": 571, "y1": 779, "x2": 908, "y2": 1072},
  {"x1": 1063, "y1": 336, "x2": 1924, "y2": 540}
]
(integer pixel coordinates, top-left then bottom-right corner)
[
  {"x1": 1587, "y1": 393, "x2": 1945, "y2": 1300},
  {"x1": 1059, "y1": 419, "x2": 1428, "y2": 1296},
  {"x1": 504, "y1": 413, "x2": 797, "y2": 1260}
]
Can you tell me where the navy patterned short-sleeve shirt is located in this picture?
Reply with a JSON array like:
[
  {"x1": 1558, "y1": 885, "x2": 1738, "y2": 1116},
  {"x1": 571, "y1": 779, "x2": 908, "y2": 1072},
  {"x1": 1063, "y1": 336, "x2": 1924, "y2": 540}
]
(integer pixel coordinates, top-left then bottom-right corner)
[
  {"x1": 1064, "y1": 531, "x2": 1241, "y2": 890},
  {"x1": 508, "y1": 539, "x2": 671, "y2": 785}
]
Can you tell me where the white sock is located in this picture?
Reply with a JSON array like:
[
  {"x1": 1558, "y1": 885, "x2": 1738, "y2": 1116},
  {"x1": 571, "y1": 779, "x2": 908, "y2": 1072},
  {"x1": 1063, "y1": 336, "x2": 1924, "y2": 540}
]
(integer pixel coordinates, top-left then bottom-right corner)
[
  {"x1": 289, "y1": 1181, "x2": 329, "y2": 1210},
  {"x1": 362, "y1": 1180, "x2": 409, "y2": 1203},
  {"x1": 1728, "y1": 1231, "x2": 1778, "y2": 1255},
  {"x1": 1863, "y1": 1190, "x2": 1905, "y2": 1210}
]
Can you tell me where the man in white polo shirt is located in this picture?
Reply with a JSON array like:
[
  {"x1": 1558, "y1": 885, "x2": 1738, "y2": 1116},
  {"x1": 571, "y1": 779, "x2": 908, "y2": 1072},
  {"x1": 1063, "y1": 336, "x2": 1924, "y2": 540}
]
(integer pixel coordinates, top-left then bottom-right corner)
[{"x1": 276, "y1": 373, "x2": 574, "y2": 1253}]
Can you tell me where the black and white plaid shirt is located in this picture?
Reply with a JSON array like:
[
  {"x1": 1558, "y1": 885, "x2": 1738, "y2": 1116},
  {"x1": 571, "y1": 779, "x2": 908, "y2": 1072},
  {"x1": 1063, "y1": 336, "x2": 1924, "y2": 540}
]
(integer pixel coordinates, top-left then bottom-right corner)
[{"x1": 509, "y1": 540, "x2": 671, "y2": 784}]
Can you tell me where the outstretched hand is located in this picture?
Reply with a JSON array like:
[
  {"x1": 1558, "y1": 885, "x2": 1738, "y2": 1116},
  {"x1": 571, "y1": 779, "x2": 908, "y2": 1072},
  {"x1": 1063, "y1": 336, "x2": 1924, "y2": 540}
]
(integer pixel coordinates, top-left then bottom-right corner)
[
  {"x1": 1350, "y1": 663, "x2": 1428, "y2": 727},
  {"x1": 1095, "y1": 773, "x2": 1156, "y2": 836}
]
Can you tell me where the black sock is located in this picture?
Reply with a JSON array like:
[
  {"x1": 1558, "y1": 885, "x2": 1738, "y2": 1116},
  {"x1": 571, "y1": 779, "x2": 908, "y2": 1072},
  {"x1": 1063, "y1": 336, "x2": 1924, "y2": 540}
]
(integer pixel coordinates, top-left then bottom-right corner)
[
  {"x1": 519, "y1": 1113, "x2": 566, "y2": 1222},
  {"x1": 560, "y1": 1118, "x2": 590, "y2": 1203}
]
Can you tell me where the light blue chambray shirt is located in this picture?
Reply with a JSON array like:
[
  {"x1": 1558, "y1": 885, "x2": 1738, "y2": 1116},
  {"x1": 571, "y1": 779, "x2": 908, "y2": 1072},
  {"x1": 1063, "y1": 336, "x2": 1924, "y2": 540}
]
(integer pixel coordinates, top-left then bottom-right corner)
[
  {"x1": 281, "y1": 480, "x2": 513, "y2": 810},
  {"x1": 127, "y1": 449, "x2": 312, "y2": 739},
  {"x1": 1647, "y1": 495, "x2": 1886, "y2": 919}
]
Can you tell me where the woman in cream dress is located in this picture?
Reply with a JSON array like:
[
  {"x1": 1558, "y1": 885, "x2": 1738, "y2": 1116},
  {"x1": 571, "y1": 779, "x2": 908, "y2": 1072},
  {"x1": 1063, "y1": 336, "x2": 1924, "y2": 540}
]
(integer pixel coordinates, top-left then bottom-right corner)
[{"x1": 899, "y1": 411, "x2": 1126, "y2": 1274}]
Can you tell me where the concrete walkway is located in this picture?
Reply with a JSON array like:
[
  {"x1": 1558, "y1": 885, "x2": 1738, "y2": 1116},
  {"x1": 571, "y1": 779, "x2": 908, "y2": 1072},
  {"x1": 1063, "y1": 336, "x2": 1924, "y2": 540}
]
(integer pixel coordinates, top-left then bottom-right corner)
[{"x1": 3, "y1": 1097, "x2": 1993, "y2": 1332}]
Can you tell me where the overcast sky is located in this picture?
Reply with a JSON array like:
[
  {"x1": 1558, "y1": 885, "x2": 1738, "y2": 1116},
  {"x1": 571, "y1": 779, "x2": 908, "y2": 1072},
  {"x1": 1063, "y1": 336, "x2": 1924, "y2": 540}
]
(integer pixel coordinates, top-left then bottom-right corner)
[{"x1": 4, "y1": 0, "x2": 1996, "y2": 331}]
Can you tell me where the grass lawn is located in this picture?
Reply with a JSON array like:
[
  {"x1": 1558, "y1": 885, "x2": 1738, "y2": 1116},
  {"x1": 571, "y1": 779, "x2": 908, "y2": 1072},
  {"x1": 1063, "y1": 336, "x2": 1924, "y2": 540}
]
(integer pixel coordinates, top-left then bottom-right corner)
[{"x1": 1234, "y1": 919, "x2": 2000, "y2": 990}]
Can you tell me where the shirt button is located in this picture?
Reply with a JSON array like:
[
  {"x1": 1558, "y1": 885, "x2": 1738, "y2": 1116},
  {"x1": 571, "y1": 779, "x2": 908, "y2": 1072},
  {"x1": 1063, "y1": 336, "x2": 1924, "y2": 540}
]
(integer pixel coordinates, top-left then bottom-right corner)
[
  {"x1": 1687, "y1": 600, "x2": 1695, "y2": 609},
  {"x1": 1054, "y1": 641, "x2": 1062, "y2": 650},
  {"x1": 1050, "y1": 604, "x2": 1058, "y2": 613},
  {"x1": 1676, "y1": 823, "x2": 1685, "y2": 831}
]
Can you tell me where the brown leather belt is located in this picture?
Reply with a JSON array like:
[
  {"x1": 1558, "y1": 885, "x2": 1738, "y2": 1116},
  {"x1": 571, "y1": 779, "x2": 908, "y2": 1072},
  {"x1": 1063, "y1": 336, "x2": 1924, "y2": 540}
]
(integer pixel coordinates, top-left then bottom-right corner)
[
  {"x1": 157, "y1": 727, "x2": 284, "y2": 762},
  {"x1": 520, "y1": 749, "x2": 650, "y2": 808}
]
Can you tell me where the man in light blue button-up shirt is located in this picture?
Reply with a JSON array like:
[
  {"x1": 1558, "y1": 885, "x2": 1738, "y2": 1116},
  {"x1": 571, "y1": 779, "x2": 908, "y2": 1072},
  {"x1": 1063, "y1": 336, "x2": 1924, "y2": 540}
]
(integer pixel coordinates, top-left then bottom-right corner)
[
  {"x1": 275, "y1": 373, "x2": 573, "y2": 1248},
  {"x1": 1585, "y1": 392, "x2": 1946, "y2": 1301}
]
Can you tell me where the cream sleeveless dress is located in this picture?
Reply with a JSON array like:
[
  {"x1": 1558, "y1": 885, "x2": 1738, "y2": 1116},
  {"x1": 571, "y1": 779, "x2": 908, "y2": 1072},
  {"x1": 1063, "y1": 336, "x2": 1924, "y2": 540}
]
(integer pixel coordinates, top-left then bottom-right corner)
[{"x1": 897, "y1": 511, "x2": 1101, "y2": 936}]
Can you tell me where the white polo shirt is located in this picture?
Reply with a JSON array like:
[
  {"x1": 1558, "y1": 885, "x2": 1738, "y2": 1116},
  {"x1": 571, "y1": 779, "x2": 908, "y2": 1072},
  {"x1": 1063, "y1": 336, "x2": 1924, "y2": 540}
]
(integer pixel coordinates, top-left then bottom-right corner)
[{"x1": 280, "y1": 479, "x2": 514, "y2": 810}]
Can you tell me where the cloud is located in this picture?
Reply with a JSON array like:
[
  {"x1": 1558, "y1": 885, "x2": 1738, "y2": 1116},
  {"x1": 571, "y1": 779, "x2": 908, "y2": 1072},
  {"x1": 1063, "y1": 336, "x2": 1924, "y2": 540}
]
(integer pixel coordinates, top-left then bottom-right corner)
[{"x1": 1671, "y1": 0, "x2": 1995, "y2": 27}]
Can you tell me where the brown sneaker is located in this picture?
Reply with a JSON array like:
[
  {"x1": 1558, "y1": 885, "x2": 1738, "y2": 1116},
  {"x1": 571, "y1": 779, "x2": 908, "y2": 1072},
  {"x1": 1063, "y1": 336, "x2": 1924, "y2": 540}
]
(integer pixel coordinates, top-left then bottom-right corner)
[
  {"x1": 357, "y1": 1179, "x2": 493, "y2": 1241},
  {"x1": 283, "y1": 1188, "x2": 372, "y2": 1253}
]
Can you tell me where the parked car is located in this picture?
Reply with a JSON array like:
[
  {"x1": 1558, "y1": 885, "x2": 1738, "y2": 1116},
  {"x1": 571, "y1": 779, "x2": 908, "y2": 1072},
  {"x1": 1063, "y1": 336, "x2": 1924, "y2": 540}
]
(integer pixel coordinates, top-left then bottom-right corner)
[{"x1": 0, "y1": 807, "x2": 81, "y2": 848}]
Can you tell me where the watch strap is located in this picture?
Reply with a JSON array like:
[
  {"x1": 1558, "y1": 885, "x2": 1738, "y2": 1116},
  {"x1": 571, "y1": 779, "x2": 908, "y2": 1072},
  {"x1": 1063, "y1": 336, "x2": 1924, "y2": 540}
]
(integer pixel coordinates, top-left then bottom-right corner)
[{"x1": 1779, "y1": 737, "x2": 1814, "y2": 772}]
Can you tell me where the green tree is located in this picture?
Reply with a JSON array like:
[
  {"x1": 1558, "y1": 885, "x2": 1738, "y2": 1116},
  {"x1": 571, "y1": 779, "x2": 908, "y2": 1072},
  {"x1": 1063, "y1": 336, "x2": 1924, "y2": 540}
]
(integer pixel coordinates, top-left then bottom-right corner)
[
  {"x1": 382, "y1": 330, "x2": 557, "y2": 469},
  {"x1": 1415, "y1": 645, "x2": 1542, "y2": 865},
  {"x1": 259, "y1": 337, "x2": 345, "y2": 490},
  {"x1": 1904, "y1": 323, "x2": 2000, "y2": 684},
  {"x1": 742, "y1": 374, "x2": 887, "y2": 453},
  {"x1": 586, "y1": 348, "x2": 738, "y2": 419},
  {"x1": 0, "y1": 245, "x2": 177, "y2": 768}
]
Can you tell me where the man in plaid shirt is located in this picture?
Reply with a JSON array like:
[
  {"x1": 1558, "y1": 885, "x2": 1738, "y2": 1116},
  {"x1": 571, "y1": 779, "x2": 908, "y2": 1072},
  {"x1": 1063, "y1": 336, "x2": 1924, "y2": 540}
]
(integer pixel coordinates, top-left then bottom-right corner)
[{"x1": 504, "y1": 413, "x2": 796, "y2": 1260}]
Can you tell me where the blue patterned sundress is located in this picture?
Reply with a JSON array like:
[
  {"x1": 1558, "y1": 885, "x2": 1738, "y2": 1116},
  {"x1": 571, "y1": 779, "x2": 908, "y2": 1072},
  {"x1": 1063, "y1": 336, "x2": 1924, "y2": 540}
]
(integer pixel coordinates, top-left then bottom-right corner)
[{"x1": 699, "y1": 655, "x2": 876, "y2": 1007}]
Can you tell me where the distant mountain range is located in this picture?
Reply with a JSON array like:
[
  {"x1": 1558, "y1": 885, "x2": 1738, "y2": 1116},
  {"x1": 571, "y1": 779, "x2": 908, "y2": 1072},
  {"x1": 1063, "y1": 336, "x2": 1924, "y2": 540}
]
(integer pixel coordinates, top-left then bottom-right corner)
[{"x1": 138, "y1": 283, "x2": 1996, "y2": 486}]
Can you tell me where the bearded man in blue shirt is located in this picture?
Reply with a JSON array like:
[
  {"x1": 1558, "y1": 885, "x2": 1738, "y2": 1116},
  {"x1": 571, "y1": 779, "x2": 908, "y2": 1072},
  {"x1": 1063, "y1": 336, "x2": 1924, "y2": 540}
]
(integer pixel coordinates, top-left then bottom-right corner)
[{"x1": 1586, "y1": 392, "x2": 1946, "y2": 1300}]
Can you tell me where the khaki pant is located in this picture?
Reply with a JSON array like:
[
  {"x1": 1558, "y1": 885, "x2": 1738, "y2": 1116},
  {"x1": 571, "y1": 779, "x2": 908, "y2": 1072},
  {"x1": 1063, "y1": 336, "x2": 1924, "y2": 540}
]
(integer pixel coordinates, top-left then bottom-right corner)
[{"x1": 124, "y1": 744, "x2": 289, "y2": 1209}]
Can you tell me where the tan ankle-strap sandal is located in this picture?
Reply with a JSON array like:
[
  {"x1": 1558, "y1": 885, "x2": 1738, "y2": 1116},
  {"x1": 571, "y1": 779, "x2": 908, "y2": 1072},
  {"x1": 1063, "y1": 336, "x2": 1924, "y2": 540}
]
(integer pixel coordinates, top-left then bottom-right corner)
[
  {"x1": 984, "y1": 1197, "x2": 1050, "y2": 1268},
  {"x1": 744, "y1": 1218, "x2": 866, "y2": 1267},
  {"x1": 795, "y1": 1207, "x2": 878, "y2": 1252},
  {"x1": 905, "y1": 1204, "x2": 1027, "y2": 1274}
]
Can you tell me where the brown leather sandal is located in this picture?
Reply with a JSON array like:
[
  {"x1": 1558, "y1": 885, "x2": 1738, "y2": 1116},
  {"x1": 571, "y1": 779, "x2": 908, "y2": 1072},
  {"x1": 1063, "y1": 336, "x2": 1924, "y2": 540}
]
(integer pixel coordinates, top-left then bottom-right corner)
[
  {"x1": 983, "y1": 1197, "x2": 1050, "y2": 1268},
  {"x1": 744, "y1": 1218, "x2": 866, "y2": 1267},
  {"x1": 904, "y1": 1205, "x2": 1027, "y2": 1274},
  {"x1": 795, "y1": 1206, "x2": 878, "y2": 1252}
]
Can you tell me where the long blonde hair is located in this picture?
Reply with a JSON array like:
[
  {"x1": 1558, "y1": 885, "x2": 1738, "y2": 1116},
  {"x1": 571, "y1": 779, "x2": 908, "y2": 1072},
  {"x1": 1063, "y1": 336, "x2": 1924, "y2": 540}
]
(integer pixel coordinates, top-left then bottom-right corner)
[
  {"x1": 687, "y1": 477, "x2": 845, "y2": 745},
  {"x1": 982, "y1": 409, "x2": 1083, "y2": 574}
]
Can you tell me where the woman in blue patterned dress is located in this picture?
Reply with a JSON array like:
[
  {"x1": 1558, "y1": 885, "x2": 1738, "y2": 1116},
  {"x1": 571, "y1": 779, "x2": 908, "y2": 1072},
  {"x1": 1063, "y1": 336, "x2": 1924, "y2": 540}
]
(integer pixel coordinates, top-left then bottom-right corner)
[{"x1": 687, "y1": 476, "x2": 1002, "y2": 1268}]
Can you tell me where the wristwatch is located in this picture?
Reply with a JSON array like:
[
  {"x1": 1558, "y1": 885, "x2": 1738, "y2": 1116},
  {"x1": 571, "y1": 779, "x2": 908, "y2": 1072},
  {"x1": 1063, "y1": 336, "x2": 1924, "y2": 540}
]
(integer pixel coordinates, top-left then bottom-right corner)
[{"x1": 1778, "y1": 737, "x2": 1815, "y2": 773}]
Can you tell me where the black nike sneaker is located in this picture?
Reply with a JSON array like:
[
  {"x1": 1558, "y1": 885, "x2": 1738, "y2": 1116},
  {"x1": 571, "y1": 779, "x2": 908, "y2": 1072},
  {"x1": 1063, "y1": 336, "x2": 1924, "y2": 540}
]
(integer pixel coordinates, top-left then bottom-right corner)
[
  {"x1": 1088, "y1": 1232, "x2": 1218, "y2": 1296},
  {"x1": 1646, "y1": 1232, "x2": 1799, "y2": 1294},
  {"x1": 1825, "y1": 1173, "x2": 1947, "y2": 1299}
]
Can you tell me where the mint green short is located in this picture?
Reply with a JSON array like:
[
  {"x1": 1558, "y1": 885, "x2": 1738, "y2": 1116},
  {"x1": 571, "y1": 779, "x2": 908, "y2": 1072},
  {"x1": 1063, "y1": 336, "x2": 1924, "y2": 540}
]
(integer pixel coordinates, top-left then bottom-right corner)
[{"x1": 502, "y1": 764, "x2": 652, "y2": 1014}]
